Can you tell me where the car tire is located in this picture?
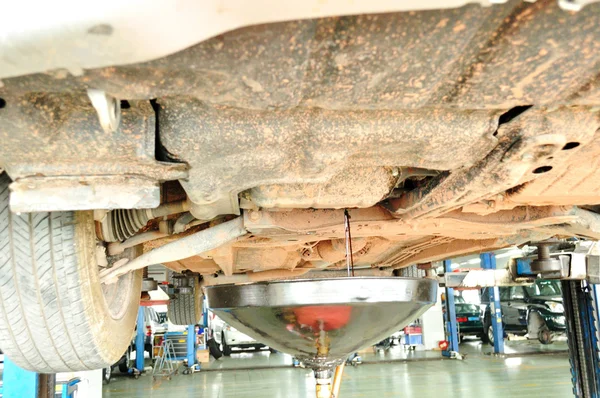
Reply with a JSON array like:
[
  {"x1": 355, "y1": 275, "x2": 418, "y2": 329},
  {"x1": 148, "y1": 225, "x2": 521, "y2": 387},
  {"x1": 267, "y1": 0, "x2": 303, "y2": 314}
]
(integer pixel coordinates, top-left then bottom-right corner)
[
  {"x1": 102, "y1": 366, "x2": 112, "y2": 385},
  {"x1": 480, "y1": 330, "x2": 489, "y2": 344},
  {"x1": 222, "y1": 333, "x2": 232, "y2": 356},
  {"x1": 0, "y1": 173, "x2": 143, "y2": 373},
  {"x1": 167, "y1": 278, "x2": 203, "y2": 325},
  {"x1": 485, "y1": 324, "x2": 495, "y2": 347},
  {"x1": 145, "y1": 343, "x2": 153, "y2": 359},
  {"x1": 207, "y1": 337, "x2": 223, "y2": 359},
  {"x1": 118, "y1": 347, "x2": 132, "y2": 374},
  {"x1": 538, "y1": 328, "x2": 553, "y2": 345},
  {"x1": 528, "y1": 311, "x2": 553, "y2": 344}
]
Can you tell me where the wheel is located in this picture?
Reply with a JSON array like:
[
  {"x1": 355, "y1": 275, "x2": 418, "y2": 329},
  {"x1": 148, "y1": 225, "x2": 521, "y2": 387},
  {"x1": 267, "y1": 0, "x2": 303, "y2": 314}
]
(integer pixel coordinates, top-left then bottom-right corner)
[
  {"x1": 485, "y1": 323, "x2": 495, "y2": 347},
  {"x1": 222, "y1": 333, "x2": 232, "y2": 356},
  {"x1": 480, "y1": 327, "x2": 490, "y2": 343},
  {"x1": 145, "y1": 343, "x2": 154, "y2": 359},
  {"x1": 207, "y1": 337, "x2": 223, "y2": 359},
  {"x1": 538, "y1": 328, "x2": 553, "y2": 345},
  {"x1": 167, "y1": 277, "x2": 202, "y2": 325},
  {"x1": 0, "y1": 173, "x2": 143, "y2": 373},
  {"x1": 119, "y1": 346, "x2": 132, "y2": 373},
  {"x1": 102, "y1": 366, "x2": 112, "y2": 385},
  {"x1": 269, "y1": 347, "x2": 277, "y2": 353},
  {"x1": 528, "y1": 311, "x2": 553, "y2": 344}
]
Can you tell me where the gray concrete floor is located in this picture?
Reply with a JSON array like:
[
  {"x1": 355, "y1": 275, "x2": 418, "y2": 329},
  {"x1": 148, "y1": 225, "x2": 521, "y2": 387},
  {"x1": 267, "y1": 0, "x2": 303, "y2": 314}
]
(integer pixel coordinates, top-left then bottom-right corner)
[{"x1": 103, "y1": 339, "x2": 573, "y2": 397}]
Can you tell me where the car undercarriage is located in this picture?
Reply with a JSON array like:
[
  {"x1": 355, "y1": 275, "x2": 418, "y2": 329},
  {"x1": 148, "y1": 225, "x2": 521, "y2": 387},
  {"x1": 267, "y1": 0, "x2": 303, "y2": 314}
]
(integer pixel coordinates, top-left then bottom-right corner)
[{"x1": 1, "y1": 0, "x2": 600, "y2": 375}]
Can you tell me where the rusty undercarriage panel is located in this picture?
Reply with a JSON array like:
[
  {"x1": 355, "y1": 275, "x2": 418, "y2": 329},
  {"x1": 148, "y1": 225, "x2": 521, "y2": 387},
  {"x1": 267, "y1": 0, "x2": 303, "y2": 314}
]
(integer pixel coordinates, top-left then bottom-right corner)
[{"x1": 1, "y1": 0, "x2": 600, "y2": 277}]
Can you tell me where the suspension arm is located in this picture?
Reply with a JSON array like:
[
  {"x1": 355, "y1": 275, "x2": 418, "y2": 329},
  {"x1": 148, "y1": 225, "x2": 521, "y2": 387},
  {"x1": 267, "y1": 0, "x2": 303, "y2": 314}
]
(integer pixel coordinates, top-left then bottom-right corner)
[{"x1": 100, "y1": 217, "x2": 246, "y2": 284}]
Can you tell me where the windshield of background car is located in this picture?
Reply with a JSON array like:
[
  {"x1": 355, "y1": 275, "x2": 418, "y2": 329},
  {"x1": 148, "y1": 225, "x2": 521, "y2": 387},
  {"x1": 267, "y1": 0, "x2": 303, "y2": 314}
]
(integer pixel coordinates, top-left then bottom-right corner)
[
  {"x1": 456, "y1": 304, "x2": 480, "y2": 313},
  {"x1": 524, "y1": 280, "x2": 562, "y2": 297}
]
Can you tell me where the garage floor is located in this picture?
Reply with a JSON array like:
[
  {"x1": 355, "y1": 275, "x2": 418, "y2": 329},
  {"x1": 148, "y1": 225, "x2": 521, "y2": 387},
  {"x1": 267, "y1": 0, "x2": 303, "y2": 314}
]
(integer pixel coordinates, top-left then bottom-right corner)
[{"x1": 103, "y1": 340, "x2": 573, "y2": 397}]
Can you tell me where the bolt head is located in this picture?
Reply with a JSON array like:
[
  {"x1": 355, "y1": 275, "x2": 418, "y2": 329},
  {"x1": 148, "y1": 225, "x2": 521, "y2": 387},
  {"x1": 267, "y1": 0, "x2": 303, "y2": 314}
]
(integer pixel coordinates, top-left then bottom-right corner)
[
  {"x1": 521, "y1": 153, "x2": 534, "y2": 162},
  {"x1": 248, "y1": 210, "x2": 261, "y2": 221}
]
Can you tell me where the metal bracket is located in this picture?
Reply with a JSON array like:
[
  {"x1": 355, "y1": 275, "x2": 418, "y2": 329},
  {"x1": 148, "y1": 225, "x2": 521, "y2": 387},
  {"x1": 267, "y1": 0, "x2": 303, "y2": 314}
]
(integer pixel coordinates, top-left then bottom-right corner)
[
  {"x1": 587, "y1": 255, "x2": 600, "y2": 284},
  {"x1": 87, "y1": 89, "x2": 121, "y2": 133},
  {"x1": 440, "y1": 253, "x2": 598, "y2": 289},
  {"x1": 142, "y1": 278, "x2": 158, "y2": 292},
  {"x1": 439, "y1": 269, "x2": 534, "y2": 289}
]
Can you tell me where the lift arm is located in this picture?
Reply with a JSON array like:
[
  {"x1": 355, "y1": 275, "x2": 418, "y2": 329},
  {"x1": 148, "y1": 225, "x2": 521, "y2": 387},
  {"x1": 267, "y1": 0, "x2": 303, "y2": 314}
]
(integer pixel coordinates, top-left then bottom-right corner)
[
  {"x1": 562, "y1": 281, "x2": 600, "y2": 398},
  {"x1": 440, "y1": 253, "x2": 599, "y2": 289}
]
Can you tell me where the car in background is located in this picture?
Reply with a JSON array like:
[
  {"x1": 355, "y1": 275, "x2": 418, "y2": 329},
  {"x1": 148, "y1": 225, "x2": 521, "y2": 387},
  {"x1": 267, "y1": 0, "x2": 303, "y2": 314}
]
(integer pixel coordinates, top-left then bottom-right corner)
[
  {"x1": 209, "y1": 313, "x2": 267, "y2": 356},
  {"x1": 141, "y1": 307, "x2": 166, "y2": 359},
  {"x1": 110, "y1": 307, "x2": 166, "y2": 379},
  {"x1": 149, "y1": 306, "x2": 169, "y2": 358},
  {"x1": 103, "y1": 345, "x2": 134, "y2": 384},
  {"x1": 104, "y1": 307, "x2": 168, "y2": 383},
  {"x1": 454, "y1": 296, "x2": 484, "y2": 342},
  {"x1": 482, "y1": 280, "x2": 566, "y2": 345}
]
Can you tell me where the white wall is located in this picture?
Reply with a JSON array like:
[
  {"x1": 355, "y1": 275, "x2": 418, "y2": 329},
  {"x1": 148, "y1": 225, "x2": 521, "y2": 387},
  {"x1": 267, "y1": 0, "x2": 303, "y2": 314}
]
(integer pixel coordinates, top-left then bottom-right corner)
[{"x1": 421, "y1": 287, "x2": 445, "y2": 350}]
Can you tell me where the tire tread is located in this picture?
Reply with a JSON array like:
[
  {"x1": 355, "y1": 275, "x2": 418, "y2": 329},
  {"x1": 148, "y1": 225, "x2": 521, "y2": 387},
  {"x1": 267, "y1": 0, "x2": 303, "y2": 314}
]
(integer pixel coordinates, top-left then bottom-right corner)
[
  {"x1": 0, "y1": 173, "x2": 139, "y2": 372},
  {"x1": 167, "y1": 280, "x2": 202, "y2": 325}
]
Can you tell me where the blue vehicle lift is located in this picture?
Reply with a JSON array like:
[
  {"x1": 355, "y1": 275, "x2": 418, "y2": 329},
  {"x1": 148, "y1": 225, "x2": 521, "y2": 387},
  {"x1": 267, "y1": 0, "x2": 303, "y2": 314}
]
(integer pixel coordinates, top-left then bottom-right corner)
[
  {"x1": 480, "y1": 252, "x2": 505, "y2": 355},
  {"x1": 442, "y1": 254, "x2": 504, "y2": 357},
  {"x1": 1, "y1": 357, "x2": 79, "y2": 398},
  {"x1": 135, "y1": 306, "x2": 145, "y2": 372},
  {"x1": 154, "y1": 326, "x2": 198, "y2": 377},
  {"x1": 442, "y1": 259, "x2": 460, "y2": 357},
  {"x1": 2, "y1": 357, "x2": 41, "y2": 398},
  {"x1": 561, "y1": 280, "x2": 600, "y2": 397},
  {"x1": 441, "y1": 246, "x2": 600, "y2": 396},
  {"x1": 186, "y1": 324, "x2": 197, "y2": 369}
]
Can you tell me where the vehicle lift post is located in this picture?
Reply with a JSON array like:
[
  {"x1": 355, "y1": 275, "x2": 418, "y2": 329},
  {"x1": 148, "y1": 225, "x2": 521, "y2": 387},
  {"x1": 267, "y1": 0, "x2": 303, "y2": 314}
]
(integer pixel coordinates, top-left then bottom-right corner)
[
  {"x1": 442, "y1": 259, "x2": 460, "y2": 357},
  {"x1": 480, "y1": 252, "x2": 505, "y2": 354},
  {"x1": 135, "y1": 306, "x2": 145, "y2": 372},
  {"x1": 187, "y1": 324, "x2": 196, "y2": 368},
  {"x1": 561, "y1": 280, "x2": 600, "y2": 397},
  {"x1": 2, "y1": 357, "x2": 56, "y2": 398}
]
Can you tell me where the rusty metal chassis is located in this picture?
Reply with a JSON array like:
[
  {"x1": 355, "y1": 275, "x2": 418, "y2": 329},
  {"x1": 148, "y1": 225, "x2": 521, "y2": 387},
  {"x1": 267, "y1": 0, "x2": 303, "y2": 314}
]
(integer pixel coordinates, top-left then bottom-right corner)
[{"x1": 238, "y1": 205, "x2": 600, "y2": 270}]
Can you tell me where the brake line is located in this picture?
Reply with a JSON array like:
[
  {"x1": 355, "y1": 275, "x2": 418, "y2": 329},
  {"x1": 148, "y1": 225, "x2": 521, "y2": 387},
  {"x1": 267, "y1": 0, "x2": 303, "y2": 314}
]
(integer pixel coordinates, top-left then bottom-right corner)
[{"x1": 344, "y1": 209, "x2": 355, "y2": 277}]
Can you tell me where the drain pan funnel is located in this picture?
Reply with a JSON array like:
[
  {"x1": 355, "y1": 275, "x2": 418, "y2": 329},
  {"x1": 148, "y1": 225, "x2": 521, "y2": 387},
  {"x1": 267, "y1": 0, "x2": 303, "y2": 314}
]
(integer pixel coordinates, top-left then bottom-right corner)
[{"x1": 206, "y1": 277, "x2": 437, "y2": 370}]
